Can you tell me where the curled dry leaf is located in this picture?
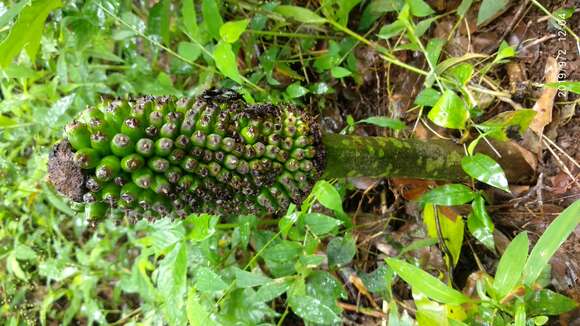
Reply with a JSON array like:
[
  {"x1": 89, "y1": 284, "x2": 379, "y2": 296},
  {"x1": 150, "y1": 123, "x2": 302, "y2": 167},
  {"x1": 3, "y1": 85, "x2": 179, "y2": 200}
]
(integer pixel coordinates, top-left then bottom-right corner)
[{"x1": 523, "y1": 57, "x2": 559, "y2": 153}]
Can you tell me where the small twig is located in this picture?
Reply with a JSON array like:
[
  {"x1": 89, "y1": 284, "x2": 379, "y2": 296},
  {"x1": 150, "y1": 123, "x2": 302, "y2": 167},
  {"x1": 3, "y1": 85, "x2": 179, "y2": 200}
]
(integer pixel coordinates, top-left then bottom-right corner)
[
  {"x1": 337, "y1": 302, "x2": 385, "y2": 319},
  {"x1": 543, "y1": 138, "x2": 580, "y2": 187},
  {"x1": 542, "y1": 135, "x2": 580, "y2": 169}
]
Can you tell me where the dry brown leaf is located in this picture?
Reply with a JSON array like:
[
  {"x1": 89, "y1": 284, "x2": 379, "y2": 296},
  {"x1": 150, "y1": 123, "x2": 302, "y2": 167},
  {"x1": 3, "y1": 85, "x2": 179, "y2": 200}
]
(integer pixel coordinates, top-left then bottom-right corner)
[{"x1": 529, "y1": 57, "x2": 559, "y2": 135}]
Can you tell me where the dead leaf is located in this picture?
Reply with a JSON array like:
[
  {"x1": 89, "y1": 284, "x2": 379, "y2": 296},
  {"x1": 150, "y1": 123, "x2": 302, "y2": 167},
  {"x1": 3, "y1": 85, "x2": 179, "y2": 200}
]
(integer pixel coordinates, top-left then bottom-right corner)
[{"x1": 529, "y1": 57, "x2": 559, "y2": 134}]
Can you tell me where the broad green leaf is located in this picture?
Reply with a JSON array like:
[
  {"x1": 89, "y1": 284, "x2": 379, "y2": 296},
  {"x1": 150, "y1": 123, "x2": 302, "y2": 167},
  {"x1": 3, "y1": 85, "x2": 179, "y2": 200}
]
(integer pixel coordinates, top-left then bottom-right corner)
[
  {"x1": 157, "y1": 242, "x2": 188, "y2": 325},
  {"x1": 359, "y1": 0, "x2": 404, "y2": 30},
  {"x1": 428, "y1": 90, "x2": 469, "y2": 129},
  {"x1": 195, "y1": 267, "x2": 228, "y2": 293},
  {"x1": 219, "y1": 19, "x2": 250, "y2": 43},
  {"x1": 326, "y1": 235, "x2": 356, "y2": 267},
  {"x1": 425, "y1": 38, "x2": 446, "y2": 66},
  {"x1": 263, "y1": 240, "x2": 302, "y2": 262},
  {"x1": 288, "y1": 295, "x2": 341, "y2": 324},
  {"x1": 386, "y1": 258, "x2": 470, "y2": 304},
  {"x1": 377, "y1": 20, "x2": 405, "y2": 40},
  {"x1": 255, "y1": 278, "x2": 291, "y2": 302},
  {"x1": 286, "y1": 82, "x2": 309, "y2": 98},
  {"x1": 202, "y1": 0, "x2": 223, "y2": 40},
  {"x1": 7, "y1": 254, "x2": 27, "y2": 281},
  {"x1": 306, "y1": 271, "x2": 347, "y2": 314},
  {"x1": 545, "y1": 81, "x2": 580, "y2": 94},
  {"x1": 477, "y1": 0, "x2": 508, "y2": 26},
  {"x1": 186, "y1": 287, "x2": 216, "y2": 326},
  {"x1": 461, "y1": 153, "x2": 509, "y2": 192},
  {"x1": 357, "y1": 116, "x2": 406, "y2": 130},
  {"x1": 467, "y1": 195, "x2": 495, "y2": 251},
  {"x1": 415, "y1": 88, "x2": 441, "y2": 107},
  {"x1": 330, "y1": 66, "x2": 352, "y2": 78},
  {"x1": 13, "y1": 244, "x2": 37, "y2": 260},
  {"x1": 494, "y1": 41, "x2": 516, "y2": 63},
  {"x1": 423, "y1": 204, "x2": 464, "y2": 266},
  {"x1": 413, "y1": 292, "x2": 448, "y2": 326},
  {"x1": 178, "y1": 42, "x2": 201, "y2": 62},
  {"x1": 320, "y1": 0, "x2": 361, "y2": 26},
  {"x1": 312, "y1": 180, "x2": 344, "y2": 214},
  {"x1": 234, "y1": 268, "x2": 271, "y2": 288},
  {"x1": 493, "y1": 232, "x2": 528, "y2": 298},
  {"x1": 477, "y1": 109, "x2": 536, "y2": 141},
  {"x1": 446, "y1": 63, "x2": 474, "y2": 85},
  {"x1": 526, "y1": 289, "x2": 578, "y2": 316},
  {"x1": 523, "y1": 200, "x2": 580, "y2": 285},
  {"x1": 213, "y1": 41, "x2": 242, "y2": 83},
  {"x1": 420, "y1": 184, "x2": 475, "y2": 206},
  {"x1": 186, "y1": 213, "x2": 218, "y2": 242},
  {"x1": 408, "y1": 0, "x2": 435, "y2": 17},
  {"x1": 304, "y1": 213, "x2": 342, "y2": 235},
  {"x1": 0, "y1": 0, "x2": 62, "y2": 67},
  {"x1": 275, "y1": 5, "x2": 327, "y2": 24}
]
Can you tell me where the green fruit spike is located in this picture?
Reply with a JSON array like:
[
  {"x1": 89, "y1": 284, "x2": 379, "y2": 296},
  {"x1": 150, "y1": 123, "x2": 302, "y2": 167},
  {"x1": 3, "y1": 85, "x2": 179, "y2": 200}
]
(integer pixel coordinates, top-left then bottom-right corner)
[
  {"x1": 65, "y1": 121, "x2": 91, "y2": 150},
  {"x1": 120, "y1": 182, "x2": 141, "y2": 206},
  {"x1": 165, "y1": 166, "x2": 182, "y2": 184},
  {"x1": 132, "y1": 168, "x2": 153, "y2": 189},
  {"x1": 95, "y1": 155, "x2": 121, "y2": 182},
  {"x1": 154, "y1": 138, "x2": 173, "y2": 156},
  {"x1": 196, "y1": 106, "x2": 215, "y2": 133},
  {"x1": 130, "y1": 99, "x2": 152, "y2": 122},
  {"x1": 90, "y1": 131, "x2": 112, "y2": 155},
  {"x1": 136, "y1": 138, "x2": 154, "y2": 157},
  {"x1": 110, "y1": 134, "x2": 134, "y2": 157},
  {"x1": 160, "y1": 122, "x2": 178, "y2": 138},
  {"x1": 101, "y1": 182, "x2": 121, "y2": 205},
  {"x1": 137, "y1": 189, "x2": 156, "y2": 209},
  {"x1": 104, "y1": 100, "x2": 130, "y2": 128},
  {"x1": 148, "y1": 157, "x2": 170, "y2": 173},
  {"x1": 240, "y1": 126, "x2": 258, "y2": 144},
  {"x1": 121, "y1": 153, "x2": 145, "y2": 172},
  {"x1": 74, "y1": 148, "x2": 100, "y2": 169},
  {"x1": 148, "y1": 110, "x2": 164, "y2": 128},
  {"x1": 121, "y1": 118, "x2": 145, "y2": 141},
  {"x1": 85, "y1": 202, "x2": 108, "y2": 220},
  {"x1": 151, "y1": 175, "x2": 171, "y2": 195}
]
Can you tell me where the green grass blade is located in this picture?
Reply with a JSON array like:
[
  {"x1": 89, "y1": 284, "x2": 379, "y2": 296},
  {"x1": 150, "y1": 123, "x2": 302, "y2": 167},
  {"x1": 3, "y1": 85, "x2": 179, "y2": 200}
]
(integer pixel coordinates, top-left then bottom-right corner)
[
  {"x1": 523, "y1": 200, "x2": 580, "y2": 286},
  {"x1": 493, "y1": 232, "x2": 528, "y2": 298},
  {"x1": 386, "y1": 258, "x2": 470, "y2": 305}
]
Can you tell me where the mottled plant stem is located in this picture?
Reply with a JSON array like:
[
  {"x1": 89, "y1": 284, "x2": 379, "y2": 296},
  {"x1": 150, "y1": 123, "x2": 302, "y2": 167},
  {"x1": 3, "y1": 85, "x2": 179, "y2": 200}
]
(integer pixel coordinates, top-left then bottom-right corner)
[{"x1": 322, "y1": 134, "x2": 535, "y2": 183}]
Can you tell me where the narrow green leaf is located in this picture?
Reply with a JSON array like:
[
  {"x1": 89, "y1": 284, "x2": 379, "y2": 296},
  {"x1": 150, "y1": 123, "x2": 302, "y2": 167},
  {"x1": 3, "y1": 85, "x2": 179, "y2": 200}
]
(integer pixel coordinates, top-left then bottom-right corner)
[
  {"x1": 420, "y1": 184, "x2": 475, "y2": 206},
  {"x1": 202, "y1": 0, "x2": 223, "y2": 40},
  {"x1": 493, "y1": 232, "x2": 528, "y2": 298},
  {"x1": 181, "y1": 0, "x2": 198, "y2": 37},
  {"x1": 234, "y1": 268, "x2": 271, "y2": 288},
  {"x1": 157, "y1": 242, "x2": 188, "y2": 325},
  {"x1": 213, "y1": 41, "x2": 242, "y2": 83},
  {"x1": 0, "y1": 0, "x2": 62, "y2": 67},
  {"x1": 148, "y1": 0, "x2": 170, "y2": 45},
  {"x1": 523, "y1": 200, "x2": 580, "y2": 285},
  {"x1": 377, "y1": 20, "x2": 405, "y2": 40},
  {"x1": 428, "y1": 90, "x2": 469, "y2": 129},
  {"x1": 477, "y1": 0, "x2": 508, "y2": 26},
  {"x1": 357, "y1": 116, "x2": 406, "y2": 130},
  {"x1": 408, "y1": 0, "x2": 435, "y2": 17},
  {"x1": 275, "y1": 5, "x2": 327, "y2": 24},
  {"x1": 545, "y1": 81, "x2": 580, "y2": 94},
  {"x1": 446, "y1": 63, "x2": 474, "y2": 85},
  {"x1": 461, "y1": 153, "x2": 510, "y2": 192},
  {"x1": 386, "y1": 258, "x2": 470, "y2": 304},
  {"x1": 0, "y1": 0, "x2": 29, "y2": 29},
  {"x1": 425, "y1": 38, "x2": 446, "y2": 66},
  {"x1": 467, "y1": 195, "x2": 495, "y2": 251},
  {"x1": 330, "y1": 66, "x2": 352, "y2": 78},
  {"x1": 457, "y1": 0, "x2": 474, "y2": 17},
  {"x1": 219, "y1": 19, "x2": 249, "y2": 43}
]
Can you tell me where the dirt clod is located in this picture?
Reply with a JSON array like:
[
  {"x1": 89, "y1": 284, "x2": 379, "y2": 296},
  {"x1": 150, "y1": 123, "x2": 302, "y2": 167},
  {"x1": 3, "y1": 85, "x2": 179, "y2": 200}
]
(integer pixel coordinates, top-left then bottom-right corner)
[{"x1": 47, "y1": 141, "x2": 87, "y2": 202}]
